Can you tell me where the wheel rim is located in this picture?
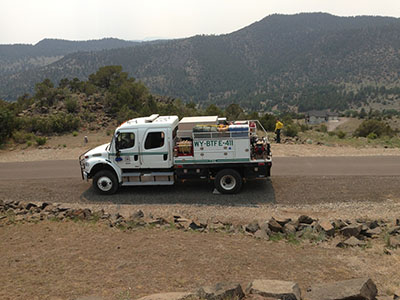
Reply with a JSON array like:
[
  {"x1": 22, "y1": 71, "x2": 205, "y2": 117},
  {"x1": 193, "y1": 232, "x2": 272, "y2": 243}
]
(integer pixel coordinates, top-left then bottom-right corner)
[
  {"x1": 220, "y1": 174, "x2": 236, "y2": 191},
  {"x1": 97, "y1": 176, "x2": 113, "y2": 192}
]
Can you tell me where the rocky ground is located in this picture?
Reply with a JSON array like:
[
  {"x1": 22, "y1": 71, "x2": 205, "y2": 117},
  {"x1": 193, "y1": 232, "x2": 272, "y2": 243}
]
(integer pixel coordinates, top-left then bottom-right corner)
[{"x1": 1, "y1": 200, "x2": 400, "y2": 300}]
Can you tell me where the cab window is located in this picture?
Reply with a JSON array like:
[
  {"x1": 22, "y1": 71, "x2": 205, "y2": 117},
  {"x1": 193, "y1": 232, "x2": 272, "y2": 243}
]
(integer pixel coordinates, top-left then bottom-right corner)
[
  {"x1": 117, "y1": 132, "x2": 135, "y2": 149},
  {"x1": 145, "y1": 132, "x2": 165, "y2": 149}
]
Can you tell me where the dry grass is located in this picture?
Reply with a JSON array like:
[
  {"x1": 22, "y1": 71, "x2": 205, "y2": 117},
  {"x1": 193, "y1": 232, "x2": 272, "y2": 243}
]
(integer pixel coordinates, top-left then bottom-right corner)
[{"x1": 1, "y1": 221, "x2": 399, "y2": 300}]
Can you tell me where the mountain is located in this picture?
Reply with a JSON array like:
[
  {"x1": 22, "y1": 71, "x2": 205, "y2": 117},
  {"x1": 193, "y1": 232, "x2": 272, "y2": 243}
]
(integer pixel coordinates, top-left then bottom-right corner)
[
  {"x1": 0, "y1": 38, "x2": 141, "y2": 76},
  {"x1": 1, "y1": 13, "x2": 400, "y2": 112}
]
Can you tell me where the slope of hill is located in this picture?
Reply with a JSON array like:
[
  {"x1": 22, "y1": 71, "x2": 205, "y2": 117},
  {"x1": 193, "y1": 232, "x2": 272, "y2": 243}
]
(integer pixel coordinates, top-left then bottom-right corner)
[
  {"x1": 0, "y1": 38, "x2": 140, "y2": 76},
  {"x1": 1, "y1": 13, "x2": 400, "y2": 112}
]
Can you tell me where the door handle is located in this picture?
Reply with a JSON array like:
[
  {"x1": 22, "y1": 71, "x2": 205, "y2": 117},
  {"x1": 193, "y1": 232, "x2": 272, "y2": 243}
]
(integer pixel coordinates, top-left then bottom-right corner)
[
  {"x1": 163, "y1": 153, "x2": 168, "y2": 161},
  {"x1": 134, "y1": 155, "x2": 138, "y2": 161}
]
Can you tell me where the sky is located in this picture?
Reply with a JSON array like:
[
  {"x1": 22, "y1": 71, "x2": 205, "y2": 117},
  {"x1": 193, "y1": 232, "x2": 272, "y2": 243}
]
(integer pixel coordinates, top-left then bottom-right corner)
[{"x1": 1, "y1": 0, "x2": 399, "y2": 44}]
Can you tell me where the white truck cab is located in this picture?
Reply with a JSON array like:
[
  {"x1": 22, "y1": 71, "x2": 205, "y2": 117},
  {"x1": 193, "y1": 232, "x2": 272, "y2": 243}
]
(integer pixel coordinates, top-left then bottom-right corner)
[{"x1": 80, "y1": 114, "x2": 272, "y2": 194}]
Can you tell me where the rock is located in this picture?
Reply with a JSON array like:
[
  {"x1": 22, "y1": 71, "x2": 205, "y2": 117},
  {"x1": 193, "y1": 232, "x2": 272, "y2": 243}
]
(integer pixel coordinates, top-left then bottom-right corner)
[
  {"x1": 367, "y1": 220, "x2": 380, "y2": 230},
  {"x1": 246, "y1": 221, "x2": 260, "y2": 234},
  {"x1": 389, "y1": 226, "x2": 400, "y2": 235},
  {"x1": 305, "y1": 278, "x2": 377, "y2": 300},
  {"x1": 364, "y1": 227, "x2": 382, "y2": 238},
  {"x1": 130, "y1": 210, "x2": 144, "y2": 220},
  {"x1": 337, "y1": 236, "x2": 366, "y2": 248},
  {"x1": 25, "y1": 202, "x2": 37, "y2": 210},
  {"x1": 298, "y1": 215, "x2": 314, "y2": 225},
  {"x1": 148, "y1": 217, "x2": 169, "y2": 226},
  {"x1": 137, "y1": 292, "x2": 193, "y2": 300},
  {"x1": 246, "y1": 279, "x2": 301, "y2": 300},
  {"x1": 197, "y1": 282, "x2": 245, "y2": 300},
  {"x1": 317, "y1": 220, "x2": 335, "y2": 237},
  {"x1": 389, "y1": 236, "x2": 400, "y2": 248},
  {"x1": 396, "y1": 219, "x2": 400, "y2": 226},
  {"x1": 254, "y1": 229, "x2": 269, "y2": 240},
  {"x1": 332, "y1": 219, "x2": 347, "y2": 230},
  {"x1": 189, "y1": 220, "x2": 206, "y2": 231},
  {"x1": 259, "y1": 222, "x2": 272, "y2": 235},
  {"x1": 273, "y1": 217, "x2": 292, "y2": 227},
  {"x1": 268, "y1": 218, "x2": 283, "y2": 233},
  {"x1": 283, "y1": 223, "x2": 297, "y2": 235},
  {"x1": 340, "y1": 224, "x2": 362, "y2": 237},
  {"x1": 208, "y1": 222, "x2": 226, "y2": 232},
  {"x1": 376, "y1": 296, "x2": 393, "y2": 300}
]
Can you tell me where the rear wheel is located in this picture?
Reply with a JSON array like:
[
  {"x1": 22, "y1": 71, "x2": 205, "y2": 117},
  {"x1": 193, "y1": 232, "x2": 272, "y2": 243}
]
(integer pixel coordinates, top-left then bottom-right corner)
[
  {"x1": 214, "y1": 169, "x2": 243, "y2": 194},
  {"x1": 93, "y1": 170, "x2": 118, "y2": 195}
]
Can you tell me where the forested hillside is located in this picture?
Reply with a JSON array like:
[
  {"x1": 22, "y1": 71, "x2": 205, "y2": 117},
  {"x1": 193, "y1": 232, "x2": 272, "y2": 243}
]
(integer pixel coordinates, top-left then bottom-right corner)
[
  {"x1": 1, "y1": 13, "x2": 400, "y2": 112},
  {"x1": 0, "y1": 38, "x2": 140, "y2": 76}
]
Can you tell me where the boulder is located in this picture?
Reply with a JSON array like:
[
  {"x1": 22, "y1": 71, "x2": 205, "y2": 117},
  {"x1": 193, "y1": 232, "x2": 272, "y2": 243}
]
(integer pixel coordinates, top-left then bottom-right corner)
[
  {"x1": 332, "y1": 219, "x2": 347, "y2": 230},
  {"x1": 246, "y1": 279, "x2": 301, "y2": 300},
  {"x1": 268, "y1": 219, "x2": 283, "y2": 233},
  {"x1": 317, "y1": 220, "x2": 335, "y2": 237},
  {"x1": 246, "y1": 221, "x2": 260, "y2": 234},
  {"x1": 273, "y1": 217, "x2": 292, "y2": 227},
  {"x1": 305, "y1": 278, "x2": 377, "y2": 300},
  {"x1": 283, "y1": 223, "x2": 297, "y2": 235},
  {"x1": 254, "y1": 229, "x2": 270, "y2": 240},
  {"x1": 340, "y1": 224, "x2": 362, "y2": 237},
  {"x1": 337, "y1": 236, "x2": 366, "y2": 248},
  {"x1": 298, "y1": 215, "x2": 314, "y2": 225},
  {"x1": 137, "y1": 292, "x2": 193, "y2": 300},
  {"x1": 130, "y1": 210, "x2": 144, "y2": 220},
  {"x1": 364, "y1": 227, "x2": 382, "y2": 238},
  {"x1": 197, "y1": 282, "x2": 245, "y2": 300},
  {"x1": 389, "y1": 226, "x2": 400, "y2": 235},
  {"x1": 389, "y1": 236, "x2": 400, "y2": 248},
  {"x1": 259, "y1": 222, "x2": 272, "y2": 235}
]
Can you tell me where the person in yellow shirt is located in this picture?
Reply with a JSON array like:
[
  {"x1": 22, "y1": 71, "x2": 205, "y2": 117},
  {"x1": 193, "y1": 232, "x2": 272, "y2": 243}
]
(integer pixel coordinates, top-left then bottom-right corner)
[{"x1": 275, "y1": 119, "x2": 283, "y2": 143}]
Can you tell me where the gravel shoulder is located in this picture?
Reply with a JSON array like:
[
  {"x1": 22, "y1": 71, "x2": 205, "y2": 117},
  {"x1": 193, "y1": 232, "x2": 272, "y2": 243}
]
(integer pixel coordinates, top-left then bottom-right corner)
[{"x1": 1, "y1": 143, "x2": 400, "y2": 163}]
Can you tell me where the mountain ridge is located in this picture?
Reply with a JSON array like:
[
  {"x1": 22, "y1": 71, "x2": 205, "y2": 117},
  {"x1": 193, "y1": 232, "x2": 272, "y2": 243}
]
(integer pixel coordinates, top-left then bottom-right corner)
[{"x1": 1, "y1": 13, "x2": 400, "y2": 112}]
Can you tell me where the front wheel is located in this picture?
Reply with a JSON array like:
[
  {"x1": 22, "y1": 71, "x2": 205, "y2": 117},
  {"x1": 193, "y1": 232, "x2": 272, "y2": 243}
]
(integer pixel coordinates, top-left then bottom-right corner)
[
  {"x1": 92, "y1": 170, "x2": 118, "y2": 195},
  {"x1": 214, "y1": 169, "x2": 243, "y2": 194}
]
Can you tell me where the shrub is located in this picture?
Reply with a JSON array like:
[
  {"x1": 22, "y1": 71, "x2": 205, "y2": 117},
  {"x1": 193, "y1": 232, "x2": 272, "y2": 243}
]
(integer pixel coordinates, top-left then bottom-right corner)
[
  {"x1": 320, "y1": 124, "x2": 328, "y2": 133},
  {"x1": 336, "y1": 130, "x2": 346, "y2": 139},
  {"x1": 65, "y1": 97, "x2": 79, "y2": 113},
  {"x1": 0, "y1": 102, "x2": 17, "y2": 145},
  {"x1": 284, "y1": 124, "x2": 299, "y2": 137},
  {"x1": 13, "y1": 131, "x2": 34, "y2": 144},
  {"x1": 23, "y1": 113, "x2": 80, "y2": 135},
  {"x1": 367, "y1": 132, "x2": 378, "y2": 139},
  {"x1": 354, "y1": 119, "x2": 394, "y2": 138},
  {"x1": 328, "y1": 131, "x2": 335, "y2": 136},
  {"x1": 72, "y1": 131, "x2": 78, "y2": 137},
  {"x1": 299, "y1": 124, "x2": 309, "y2": 132},
  {"x1": 35, "y1": 136, "x2": 47, "y2": 146}
]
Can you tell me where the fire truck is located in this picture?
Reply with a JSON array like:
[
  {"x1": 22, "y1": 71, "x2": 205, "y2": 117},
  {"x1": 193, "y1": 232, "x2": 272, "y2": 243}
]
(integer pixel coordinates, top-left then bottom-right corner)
[{"x1": 79, "y1": 114, "x2": 272, "y2": 194}]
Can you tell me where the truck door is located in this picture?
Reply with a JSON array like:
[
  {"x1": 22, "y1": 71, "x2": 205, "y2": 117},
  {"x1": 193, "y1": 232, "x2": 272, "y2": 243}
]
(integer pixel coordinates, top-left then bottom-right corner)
[
  {"x1": 114, "y1": 130, "x2": 140, "y2": 169},
  {"x1": 140, "y1": 128, "x2": 171, "y2": 169}
]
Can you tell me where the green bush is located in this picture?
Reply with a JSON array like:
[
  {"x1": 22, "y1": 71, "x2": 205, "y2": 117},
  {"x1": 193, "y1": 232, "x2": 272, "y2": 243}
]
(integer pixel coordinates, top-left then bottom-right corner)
[
  {"x1": 320, "y1": 124, "x2": 328, "y2": 133},
  {"x1": 367, "y1": 132, "x2": 378, "y2": 139},
  {"x1": 284, "y1": 124, "x2": 299, "y2": 137},
  {"x1": 299, "y1": 124, "x2": 309, "y2": 132},
  {"x1": 65, "y1": 97, "x2": 79, "y2": 113},
  {"x1": 354, "y1": 119, "x2": 394, "y2": 138},
  {"x1": 23, "y1": 113, "x2": 80, "y2": 135},
  {"x1": 35, "y1": 136, "x2": 47, "y2": 146},
  {"x1": 328, "y1": 131, "x2": 335, "y2": 136},
  {"x1": 72, "y1": 131, "x2": 78, "y2": 137},
  {"x1": 336, "y1": 130, "x2": 346, "y2": 139},
  {"x1": 12, "y1": 131, "x2": 34, "y2": 144},
  {"x1": 0, "y1": 102, "x2": 17, "y2": 145}
]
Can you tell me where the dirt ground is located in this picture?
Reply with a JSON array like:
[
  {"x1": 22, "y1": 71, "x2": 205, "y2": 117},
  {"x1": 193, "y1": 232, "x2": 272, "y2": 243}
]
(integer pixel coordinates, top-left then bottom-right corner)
[{"x1": 1, "y1": 221, "x2": 399, "y2": 300}]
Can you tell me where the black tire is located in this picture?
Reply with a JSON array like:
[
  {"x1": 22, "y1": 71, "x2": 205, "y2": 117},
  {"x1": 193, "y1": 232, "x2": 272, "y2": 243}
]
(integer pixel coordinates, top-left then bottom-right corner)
[
  {"x1": 214, "y1": 169, "x2": 243, "y2": 194},
  {"x1": 92, "y1": 170, "x2": 118, "y2": 195}
]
